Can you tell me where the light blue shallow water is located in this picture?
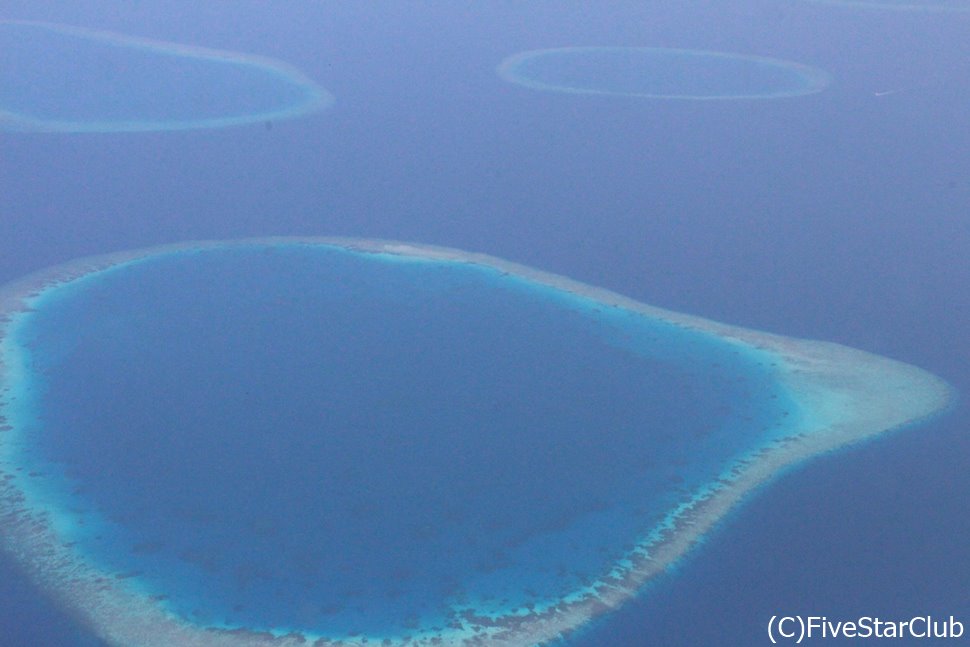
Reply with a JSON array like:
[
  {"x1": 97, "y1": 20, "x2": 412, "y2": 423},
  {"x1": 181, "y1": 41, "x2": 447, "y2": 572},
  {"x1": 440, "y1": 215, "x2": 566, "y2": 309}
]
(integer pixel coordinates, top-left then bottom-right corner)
[
  {"x1": 0, "y1": 21, "x2": 328, "y2": 131},
  {"x1": 11, "y1": 243, "x2": 793, "y2": 638},
  {"x1": 499, "y1": 47, "x2": 828, "y2": 99}
]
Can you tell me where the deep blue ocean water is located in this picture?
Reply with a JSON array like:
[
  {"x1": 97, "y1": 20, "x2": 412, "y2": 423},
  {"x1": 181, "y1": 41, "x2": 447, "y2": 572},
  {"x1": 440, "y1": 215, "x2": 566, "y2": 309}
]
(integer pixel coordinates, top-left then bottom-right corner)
[{"x1": 1, "y1": 2, "x2": 967, "y2": 646}]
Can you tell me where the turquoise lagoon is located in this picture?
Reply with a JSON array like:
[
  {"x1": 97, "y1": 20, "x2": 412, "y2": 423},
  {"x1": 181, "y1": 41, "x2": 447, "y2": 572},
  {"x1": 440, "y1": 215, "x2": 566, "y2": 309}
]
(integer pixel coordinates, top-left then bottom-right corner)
[{"x1": 0, "y1": 240, "x2": 951, "y2": 646}]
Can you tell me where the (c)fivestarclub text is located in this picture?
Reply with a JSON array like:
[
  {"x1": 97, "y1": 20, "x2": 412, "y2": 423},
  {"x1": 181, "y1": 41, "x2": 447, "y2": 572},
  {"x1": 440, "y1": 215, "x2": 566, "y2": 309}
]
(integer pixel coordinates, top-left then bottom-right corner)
[{"x1": 768, "y1": 615, "x2": 964, "y2": 642}]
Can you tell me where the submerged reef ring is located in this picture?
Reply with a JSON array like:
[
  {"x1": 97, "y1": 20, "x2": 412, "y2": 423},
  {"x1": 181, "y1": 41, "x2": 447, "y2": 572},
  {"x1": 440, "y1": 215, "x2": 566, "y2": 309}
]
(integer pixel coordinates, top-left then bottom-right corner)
[
  {"x1": 804, "y1": 0, "x2": 970, "y2": 10},
  {"x1": 0, "y1": 20, "x2": 332, "y2": 132},
  {"x1": 0, "y1": 238, "x2": 953, "y2": 647},
  {"x1": 498, "y1": 46, "x2": 831, "y2": 100}
]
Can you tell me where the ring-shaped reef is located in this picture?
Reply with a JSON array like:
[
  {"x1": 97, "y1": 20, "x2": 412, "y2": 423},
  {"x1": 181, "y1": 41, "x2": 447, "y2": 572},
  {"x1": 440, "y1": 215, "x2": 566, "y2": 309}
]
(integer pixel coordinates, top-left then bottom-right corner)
[
  {"x1": 0, "y1": 238, "x2": 953, "y2": 647},
  {"x1": 0, "y1": 20, "x2": 332, "y2": 133},
  {"x1": 497, "y1": 47, "x2": 831, "y2": 100},
  {"x1": 804, "y1": 0, "x2": 970, "y2": 10}
]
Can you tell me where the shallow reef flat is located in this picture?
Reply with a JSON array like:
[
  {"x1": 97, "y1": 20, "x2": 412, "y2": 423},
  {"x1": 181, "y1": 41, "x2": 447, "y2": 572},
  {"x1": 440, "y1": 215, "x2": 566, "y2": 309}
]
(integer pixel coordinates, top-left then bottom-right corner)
[
  {"x1": 497, "y1": 47, "x2": 831, "y2": 100},
  {"x1": 0, "y1": 238, "x2": 953, "y2": 647},
  {"x1": 0, "y1": 20, "x2": 331, "y2": 132}
]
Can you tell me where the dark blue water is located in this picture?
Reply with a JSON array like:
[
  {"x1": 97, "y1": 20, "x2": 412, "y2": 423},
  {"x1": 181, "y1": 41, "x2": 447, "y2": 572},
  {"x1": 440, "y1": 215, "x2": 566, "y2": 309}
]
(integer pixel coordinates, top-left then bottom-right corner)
[{"x1": 0, "y1": 1, "x2": 967, "y2": 645}]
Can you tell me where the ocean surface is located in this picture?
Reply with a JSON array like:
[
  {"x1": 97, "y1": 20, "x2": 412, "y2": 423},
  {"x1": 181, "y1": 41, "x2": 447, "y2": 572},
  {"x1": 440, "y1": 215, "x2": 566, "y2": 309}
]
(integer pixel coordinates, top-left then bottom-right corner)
[{"x1": 1, "y1": 2, "x2": 968, "y2": 646}]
